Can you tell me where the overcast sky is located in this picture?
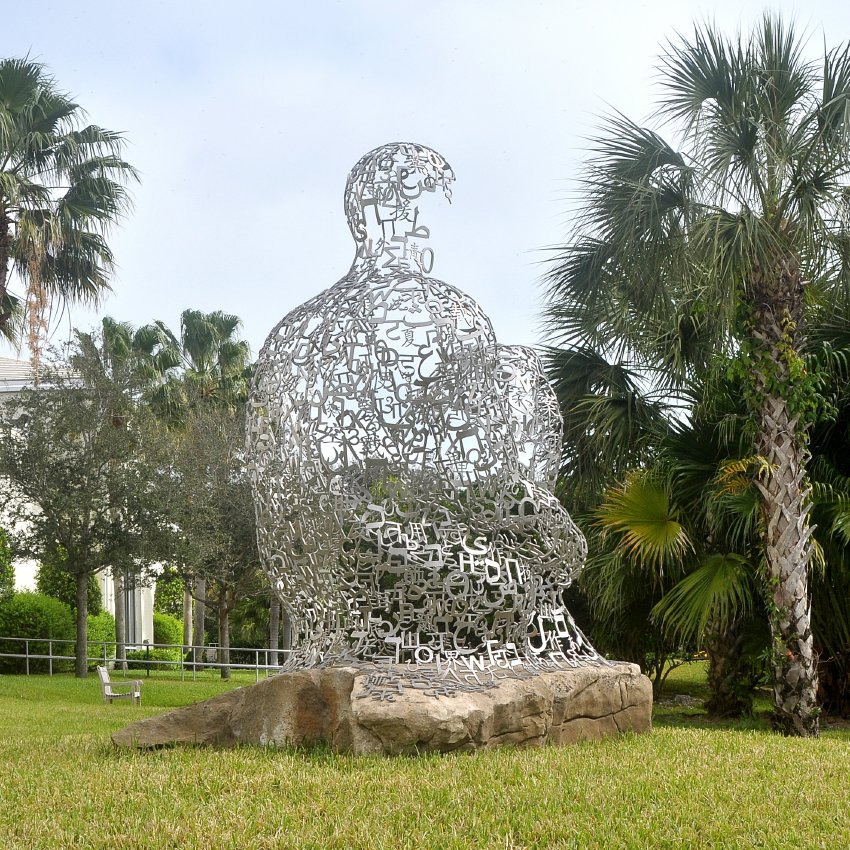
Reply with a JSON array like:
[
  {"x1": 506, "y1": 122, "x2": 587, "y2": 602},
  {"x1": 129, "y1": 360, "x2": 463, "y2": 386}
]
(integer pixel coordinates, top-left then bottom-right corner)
[{"x1": 3, "y1": 1, "x2": 850, "y2": 360}]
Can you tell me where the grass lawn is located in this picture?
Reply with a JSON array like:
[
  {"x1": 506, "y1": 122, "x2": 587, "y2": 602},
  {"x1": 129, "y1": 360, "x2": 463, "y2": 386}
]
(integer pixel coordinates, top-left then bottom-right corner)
[{"x1": 1, "y1": 665, "x2": 849, "y2": 849}]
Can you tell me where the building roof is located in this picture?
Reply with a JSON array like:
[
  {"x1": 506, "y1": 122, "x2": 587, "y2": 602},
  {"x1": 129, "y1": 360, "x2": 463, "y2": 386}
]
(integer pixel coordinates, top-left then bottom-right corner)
[{"x1": 0, "y1": 356, "x2": 35, "y2": 393}]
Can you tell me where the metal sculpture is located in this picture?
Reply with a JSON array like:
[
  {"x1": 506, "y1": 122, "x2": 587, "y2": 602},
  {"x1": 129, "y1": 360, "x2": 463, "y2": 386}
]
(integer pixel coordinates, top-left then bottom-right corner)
[{"x1": 248, "y1": 142, "x2": 599, "y2": 697}]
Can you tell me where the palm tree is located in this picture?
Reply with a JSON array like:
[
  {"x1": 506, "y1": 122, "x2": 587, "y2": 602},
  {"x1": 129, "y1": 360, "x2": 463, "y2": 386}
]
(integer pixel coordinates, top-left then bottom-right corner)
[
  {"x1": 0, "y1": 58, "x2": 137, "y2": 357},
  {"x1": 580, "y1": 388, "x2": 769, "y2": 712},
  {"x1": 566, "y1": 318, "x2": 850, "y2": 718},
  {"x1": 135, "y1": 309, "x2": 250, "y2": 425},
  {"x1": 542, "y1": 346, "x2": 672, "y2": 513},
  {"x1": 544, "y1": 15, "x2": 850, "y2": 736},
  {"x1": 807, "y1": 315, "x2": 850, "y2": 713},
  {"x1": 135, "y1": 309, "x2": 251, "y2": 671},
  {"x1": 579, "y1": 466, "x2": 696, "y2": 697}
]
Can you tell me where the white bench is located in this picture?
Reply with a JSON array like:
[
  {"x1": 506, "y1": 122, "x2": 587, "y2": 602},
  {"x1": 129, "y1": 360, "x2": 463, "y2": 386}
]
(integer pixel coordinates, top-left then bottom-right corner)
[{"x1": 97, "y1": 665, "x2": 142, "y2": 705}]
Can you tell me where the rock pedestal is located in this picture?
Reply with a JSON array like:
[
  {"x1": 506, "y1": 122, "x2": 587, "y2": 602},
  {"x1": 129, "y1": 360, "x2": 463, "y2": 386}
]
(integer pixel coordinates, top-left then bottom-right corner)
[{"x1": 112, "y1": 662, "x2": 652, "y2": 754}]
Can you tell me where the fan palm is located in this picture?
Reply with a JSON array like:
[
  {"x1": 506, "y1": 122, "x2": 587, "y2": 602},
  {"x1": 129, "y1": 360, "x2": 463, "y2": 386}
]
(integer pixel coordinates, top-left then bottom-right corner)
[
  {"x1": 135, "y1": 309, "x2": 250, "y2": 425},
  {"x1": 545, "y1": 14, "x2": 850, "y2": 735},
  {"x1": 583, "y1": 394, "x2": 768, "y2": 712},
  {"x1": 579, "y1": 466, "x2": 696, "y2": 697},
  {"x1": 0, "y1": 58, "x2": 137, "y2": 356}
]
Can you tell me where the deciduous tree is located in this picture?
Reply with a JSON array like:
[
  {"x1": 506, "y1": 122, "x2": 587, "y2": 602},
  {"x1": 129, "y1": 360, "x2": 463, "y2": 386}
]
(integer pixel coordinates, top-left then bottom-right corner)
[{"x1": 0, "y1": 334, "x2": 172, "y2": 676}]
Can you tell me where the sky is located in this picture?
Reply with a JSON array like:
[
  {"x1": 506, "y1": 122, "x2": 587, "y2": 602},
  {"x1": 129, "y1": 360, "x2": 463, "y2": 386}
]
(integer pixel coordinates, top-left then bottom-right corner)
[{"x1": 3, "y1": 0, "x2": 850, "y2": 361}]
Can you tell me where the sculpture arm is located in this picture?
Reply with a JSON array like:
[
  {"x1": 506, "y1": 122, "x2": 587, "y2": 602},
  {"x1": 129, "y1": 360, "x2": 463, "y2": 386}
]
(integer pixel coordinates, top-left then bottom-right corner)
[{"x1": 494, "y1": 345, "x2": 562, "y2": 487}]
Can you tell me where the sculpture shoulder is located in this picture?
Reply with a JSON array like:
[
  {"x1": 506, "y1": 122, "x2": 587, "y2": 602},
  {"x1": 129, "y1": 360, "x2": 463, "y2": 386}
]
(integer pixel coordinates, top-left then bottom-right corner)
[
  {"x1": 257, "y1": 273, "x2": 495, "y2": 365},
  {"x1": 368, "y1": 274, "x2": 496, "y2": 344},
  {"x1": 255, "y1": 277, "x2": 368, "y2": 361}
]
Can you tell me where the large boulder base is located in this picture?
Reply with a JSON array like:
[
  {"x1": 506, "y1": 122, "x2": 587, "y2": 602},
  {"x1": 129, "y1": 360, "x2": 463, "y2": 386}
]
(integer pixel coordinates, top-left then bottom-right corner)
[{"x1": 112, "y1": 662, "x2": 652, "y2": 754}]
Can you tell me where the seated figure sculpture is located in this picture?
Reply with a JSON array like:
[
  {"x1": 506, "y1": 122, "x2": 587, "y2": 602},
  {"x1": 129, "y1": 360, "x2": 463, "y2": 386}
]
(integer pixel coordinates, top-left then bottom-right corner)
[{"x1": 248, "y1": 142, "x2": 598, "y2": 694}]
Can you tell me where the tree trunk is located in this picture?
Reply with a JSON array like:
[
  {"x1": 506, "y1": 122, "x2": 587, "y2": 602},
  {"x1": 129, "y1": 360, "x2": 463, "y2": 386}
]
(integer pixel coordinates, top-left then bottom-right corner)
[
  {"x1": 282, "y1": 606, "x2": 293, "y2": 654},
  {"x1": 182, "y1": 583, "x2": 192, "y2": 650},
  {"x1": 269, "y1": 597, "x2": 280, "y2": 667},
  {"x1": 705, "y1": 615, "x2": 753, "y2": 718},
  {"x1": 74, "y1": 571, "x2": 89, "y2": 678},
  {"x1": 113, "y1": 567, "x2": 127, "y2": 671},
  {"x1": 0, "y1": 200, "x2": 11, "y2": 328},
  {"x1": 750, "y1": 255, "x2": 819, "y2": 736},
  {"x1": 757, "y1": 390, "x2": 818, "y2": 735},
  {"x1": 192, "y1": 576, "x2": 206, "y2": 669},
  {"x1": 218, "y1": 592, "x2": 230, "y2": 680}
]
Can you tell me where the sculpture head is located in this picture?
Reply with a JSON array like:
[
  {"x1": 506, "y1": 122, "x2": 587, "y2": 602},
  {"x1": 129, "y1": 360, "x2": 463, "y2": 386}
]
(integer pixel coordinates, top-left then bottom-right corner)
[{"x1": 344, "y1": 142, "x2": 454, "y2": 271}]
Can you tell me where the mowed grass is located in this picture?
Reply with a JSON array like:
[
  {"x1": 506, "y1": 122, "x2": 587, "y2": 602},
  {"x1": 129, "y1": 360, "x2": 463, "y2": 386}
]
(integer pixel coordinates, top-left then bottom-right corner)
[{"x1": 1, "y1": 666, "x2": 850, "y2": 849}]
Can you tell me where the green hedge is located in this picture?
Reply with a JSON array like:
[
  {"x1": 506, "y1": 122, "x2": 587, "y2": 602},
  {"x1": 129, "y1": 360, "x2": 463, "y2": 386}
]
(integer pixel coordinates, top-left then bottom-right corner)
[
  {"x1": 153, "y1": 612, "x2": 183, "y2": 647},
  {"x1": 86, "y1": 611, "x2": 116, "y2": 669},
  {"x1": 126, "y1": 646, "x2": 182, "y2": 671},
  {"x1": 0, "y1": 592, "x2": 75, "y2": 673}
]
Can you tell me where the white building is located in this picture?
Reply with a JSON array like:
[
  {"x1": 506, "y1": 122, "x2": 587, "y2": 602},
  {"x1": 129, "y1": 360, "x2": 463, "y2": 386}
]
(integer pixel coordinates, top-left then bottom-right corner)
[{"x1": 0, "y1": 356, "x2": 154, "y2": 645}]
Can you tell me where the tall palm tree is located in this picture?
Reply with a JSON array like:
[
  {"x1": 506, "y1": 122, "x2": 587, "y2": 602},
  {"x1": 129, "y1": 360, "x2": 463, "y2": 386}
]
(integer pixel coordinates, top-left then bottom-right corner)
[
  {"x1": 564, "y1": 316, "x2": 850, "y2": 717},
  {"x1": 134, "y1": 309, "x2": 251, "y2": 667},
  {"x1": 0, "y1": 58, "x2": 137, "y2": 357},
  {"x1": 135, "y1": 309, "x2": 250, "y2": 425},
  {"x1": 544, "y1": 15, "x2": 850, "y2": 735}
]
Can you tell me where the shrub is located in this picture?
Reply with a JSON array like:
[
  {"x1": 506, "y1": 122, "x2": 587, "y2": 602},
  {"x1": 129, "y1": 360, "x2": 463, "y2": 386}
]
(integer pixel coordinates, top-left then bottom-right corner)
[
  {"x1": 126, "y1": 647, "x2": 182, "y2": 671},
  {"x1": 86, "y1": 611, "x2": 116, "y2": 669},
  {"x1": 154, "y1": 569, "x2": 185, "y2": 617},
  {"x1": 0, "y1": 592, "x2": 75, "y2": 673},
  {"x1": 153, "y1": 612, "x2": 183, "y2": 647}
]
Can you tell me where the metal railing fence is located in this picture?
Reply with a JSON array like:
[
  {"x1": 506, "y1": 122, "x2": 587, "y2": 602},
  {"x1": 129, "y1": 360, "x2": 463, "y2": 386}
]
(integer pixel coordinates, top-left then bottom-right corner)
[{"x1": 0, "y1": 636, "x2": 290, "y2": 681}]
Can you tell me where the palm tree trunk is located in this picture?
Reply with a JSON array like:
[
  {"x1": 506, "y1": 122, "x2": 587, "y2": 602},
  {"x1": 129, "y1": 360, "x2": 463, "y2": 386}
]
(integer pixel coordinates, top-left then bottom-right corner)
[
  {"x1": 0, "y1": 200, "x2": 14, "y2": 330},
  {"x1": 282, "y1": 606, "x2": 293, "y2": 654},
  {"x1": 0, "y1": 200, "x2": 10, "y2": 324},
  {"x1": 705, "y1": 615, "x2": 753, "y2": 718},
  {"x1": 757, "y1": 391, "x2": 819, "y2": 735},
  {"x1": 750, "y1": 255, "x2": 819, "y2": 736}
]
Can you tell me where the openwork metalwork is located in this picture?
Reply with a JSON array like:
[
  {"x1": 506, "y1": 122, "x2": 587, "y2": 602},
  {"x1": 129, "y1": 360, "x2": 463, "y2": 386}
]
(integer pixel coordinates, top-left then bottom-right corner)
[{"x1": 248, "y1": 142, "x2": 599, "y2": 697}]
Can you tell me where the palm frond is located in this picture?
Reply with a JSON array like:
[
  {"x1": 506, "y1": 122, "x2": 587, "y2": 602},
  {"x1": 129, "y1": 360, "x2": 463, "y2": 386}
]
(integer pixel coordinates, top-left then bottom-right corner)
[
  {"x1": 652, "y1": 552, "x2": 755, "y2": 643},
  {"x1": 0, "y1": 57, "x2": 136, "y2": 351},
  {"x1": 594, "y1": 470, "x2": 693, "y2": 577},
  {"x1": 714, "y1": 455, "x2": 773, "y2": 495}
]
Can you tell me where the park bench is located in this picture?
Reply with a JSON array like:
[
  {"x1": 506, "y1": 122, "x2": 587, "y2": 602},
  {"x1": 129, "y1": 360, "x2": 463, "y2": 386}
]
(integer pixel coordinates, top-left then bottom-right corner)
[{"x1": 96, "y1": 665, "x2": 142, "y2": 705}]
